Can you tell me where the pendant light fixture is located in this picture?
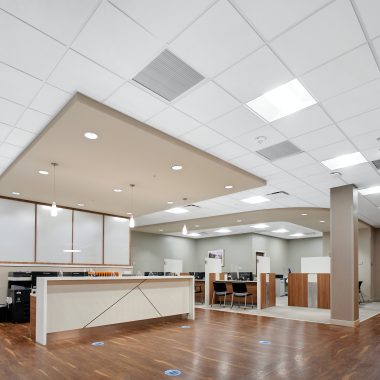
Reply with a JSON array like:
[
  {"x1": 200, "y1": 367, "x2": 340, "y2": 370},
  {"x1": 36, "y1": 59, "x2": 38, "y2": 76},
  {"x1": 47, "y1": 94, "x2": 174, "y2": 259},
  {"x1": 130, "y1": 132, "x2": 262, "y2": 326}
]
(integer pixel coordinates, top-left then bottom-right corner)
[
  {"x1": 181, "y1": 197, "x2": 188, "y2": 235},
  {"x1": 129, "y1": 184, "x2": 135, "y2": 228},
  {"x1": 51, "y1": 162, "x2": 58, "y2": 217}
]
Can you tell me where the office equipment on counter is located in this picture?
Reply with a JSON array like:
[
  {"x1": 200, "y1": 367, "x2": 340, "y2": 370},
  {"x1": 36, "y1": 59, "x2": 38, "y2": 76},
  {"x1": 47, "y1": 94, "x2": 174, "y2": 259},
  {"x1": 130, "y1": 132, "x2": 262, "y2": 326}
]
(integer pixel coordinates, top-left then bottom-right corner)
[
  {"x1": 8, "y1": 272, "x2": 32, "y2": 290},
  {"x1": 31, "y1": 272, "x2": 58, "y2": 288},
  {"x1": 238, "y1": 272, "x2": 253, "y2": 281},
  {"x1": 0, "y1": 304, "x2": 7, "y2": 322},
  {"x1": 7, "y1": 288, "x2": 30, "y2": 323},
  {"x1": 275, "y1": 275, "x2": 286, "y2": 297}
]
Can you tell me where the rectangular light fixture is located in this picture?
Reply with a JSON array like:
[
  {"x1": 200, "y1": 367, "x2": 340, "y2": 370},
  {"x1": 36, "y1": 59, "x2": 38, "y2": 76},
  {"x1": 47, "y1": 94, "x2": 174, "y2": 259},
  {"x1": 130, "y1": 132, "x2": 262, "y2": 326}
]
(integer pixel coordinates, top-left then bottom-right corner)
[
  {"x1": 215, "y1": 228, "x2": 232, "y2": 233},
  {"x1": 272, "y1": 228, "x2": 288, "y2": 233},
  {"x1": 241, "y1": 195, "x2": 270, "y2": 205},
  {"x1": 251, "y1": 223, "x2": 269, "y2": 229},
  {"x1": 63, "y1": 249, "x2": 82, "y2": 253},
  {"x1": 359, "y1": 185, "x2": 380, "y2": 195},
  {"x1": 246, "y1": 79, "x2": 316, "y2": 122},
  {"x1": 165, "y1": 207, "x2": 189, "y2": 214},
  {"x1": 321, "y1": 152, "x2": 367, "y2": 170},
  {"x1": 289, "y1": 233, "x2": 305, "y2": 237},
  {"x1": 189, "y1": 232, "x2": 201, "y2": 237}
]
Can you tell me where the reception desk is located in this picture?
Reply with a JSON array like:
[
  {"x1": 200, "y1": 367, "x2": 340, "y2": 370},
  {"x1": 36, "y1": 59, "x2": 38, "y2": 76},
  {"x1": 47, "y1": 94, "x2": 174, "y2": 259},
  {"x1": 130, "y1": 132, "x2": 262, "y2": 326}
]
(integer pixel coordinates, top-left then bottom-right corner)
[{"x1": 35, "y1": 276, "x2": 194, "y2": 345}]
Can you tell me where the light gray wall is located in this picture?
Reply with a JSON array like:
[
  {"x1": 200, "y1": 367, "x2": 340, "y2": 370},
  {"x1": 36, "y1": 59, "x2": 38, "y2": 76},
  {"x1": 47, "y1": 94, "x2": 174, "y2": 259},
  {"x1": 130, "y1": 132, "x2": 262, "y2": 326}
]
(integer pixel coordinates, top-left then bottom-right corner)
[
  {"x1": 195, "y1": 234, "x2": 252, "y2": 272},
  {"x1": 130, "y1": 231, "x2": 197, "y2": 273},
  {"x1": 287, "y1": 237, "x2": 323, "y2": 272},
  {"x1": 358, "y1": 228, "x2": 372, "y2": 299},
  {"x1": 252, "y1": 234, "x2": 288, "y2": 275}
]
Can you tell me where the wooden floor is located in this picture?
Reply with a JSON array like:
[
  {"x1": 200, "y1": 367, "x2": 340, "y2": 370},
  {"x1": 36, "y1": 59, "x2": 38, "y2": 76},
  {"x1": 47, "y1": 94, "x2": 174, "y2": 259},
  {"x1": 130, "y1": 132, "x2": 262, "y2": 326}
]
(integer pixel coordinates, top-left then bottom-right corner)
[{"x1": 1, "y1": 309, "x2": 380, "y2": 379}]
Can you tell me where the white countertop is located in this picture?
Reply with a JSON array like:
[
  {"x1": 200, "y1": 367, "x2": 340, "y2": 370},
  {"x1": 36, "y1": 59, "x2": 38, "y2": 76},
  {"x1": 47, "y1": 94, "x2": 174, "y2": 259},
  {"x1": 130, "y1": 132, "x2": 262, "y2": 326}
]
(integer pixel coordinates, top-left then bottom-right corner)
[{"x1": 40, "y1": 275, "x2": 194, "y2": 282}]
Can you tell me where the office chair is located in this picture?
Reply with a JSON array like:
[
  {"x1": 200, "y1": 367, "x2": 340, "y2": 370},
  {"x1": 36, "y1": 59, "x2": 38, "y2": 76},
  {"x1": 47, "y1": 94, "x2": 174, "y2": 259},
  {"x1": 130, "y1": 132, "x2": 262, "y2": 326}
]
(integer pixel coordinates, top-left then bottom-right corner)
[
  {"x1": 211, "y1": 282, "x2": 232, "y2": 307},
  {"x1": 194, "y1": 284, "x2": 204, "y2": 304},
  {"x1": 359, "y1": 281, "x2": 365, "y2": 304},
  {"x1": 231, "y1": 282, "x2": 254, "y2": 309}
]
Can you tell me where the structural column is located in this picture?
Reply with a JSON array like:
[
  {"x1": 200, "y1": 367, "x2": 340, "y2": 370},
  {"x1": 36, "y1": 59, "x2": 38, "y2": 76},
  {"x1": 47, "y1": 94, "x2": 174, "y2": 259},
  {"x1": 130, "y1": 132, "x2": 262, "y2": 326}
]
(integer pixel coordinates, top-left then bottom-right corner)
[{"x1": 330, "y1": 185, "x2": 359, "y2": 326}]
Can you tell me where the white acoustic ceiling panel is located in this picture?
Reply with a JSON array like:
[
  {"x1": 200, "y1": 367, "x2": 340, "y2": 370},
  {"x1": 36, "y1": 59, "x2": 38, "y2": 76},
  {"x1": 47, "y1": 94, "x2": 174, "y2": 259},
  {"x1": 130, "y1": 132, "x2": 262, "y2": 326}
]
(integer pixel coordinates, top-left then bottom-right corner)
[{"x1": 133, "y1": 49, "x2": 204, "y2": 101}]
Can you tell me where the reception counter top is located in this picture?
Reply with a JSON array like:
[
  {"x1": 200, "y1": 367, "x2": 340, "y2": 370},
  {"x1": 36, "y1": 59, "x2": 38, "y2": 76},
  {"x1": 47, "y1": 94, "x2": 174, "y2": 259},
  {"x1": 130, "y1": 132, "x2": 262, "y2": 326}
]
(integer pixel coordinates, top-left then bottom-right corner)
[{"x1": 36, "y1": 276, "x2": 194, "y2": 345}]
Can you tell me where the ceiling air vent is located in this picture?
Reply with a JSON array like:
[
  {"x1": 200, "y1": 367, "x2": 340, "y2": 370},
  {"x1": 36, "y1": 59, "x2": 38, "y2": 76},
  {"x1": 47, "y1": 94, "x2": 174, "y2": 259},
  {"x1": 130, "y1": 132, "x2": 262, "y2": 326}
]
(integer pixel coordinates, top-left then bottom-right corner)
[
  {"x1": 256, "y1": 141, "x2": 303, "y2": 161},
  {"x1": 266, "y1": 191, "x2": 289, "y2": 200},
  {"x1": 184, "y1": 204, "x2": 201, "y2": 209},
  {"x1": 132, "y1": 49, "x2": 204, "y2": 101},
  {"x1": 372, "y1": 159, "x2": 380, "y2": 170}
]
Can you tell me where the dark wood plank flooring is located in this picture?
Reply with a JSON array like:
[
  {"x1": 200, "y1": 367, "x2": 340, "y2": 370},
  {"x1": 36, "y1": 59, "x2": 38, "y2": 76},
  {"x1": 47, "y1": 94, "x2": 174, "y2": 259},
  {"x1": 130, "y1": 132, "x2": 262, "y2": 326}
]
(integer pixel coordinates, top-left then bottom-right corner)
[{"x1": 1, "y1": 309, "x2": 380, "y2": 379}]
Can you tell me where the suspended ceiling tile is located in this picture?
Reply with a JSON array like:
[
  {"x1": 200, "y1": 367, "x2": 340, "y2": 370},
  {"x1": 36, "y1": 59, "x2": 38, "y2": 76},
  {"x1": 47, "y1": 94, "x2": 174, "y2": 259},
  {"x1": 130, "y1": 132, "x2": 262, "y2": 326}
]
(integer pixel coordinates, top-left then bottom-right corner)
[
  {"x1": 0, "y1": 10, "x2": 65, "y2": 79},
  {"x1": 234, "y1": 0, "x2": 331, "y2": 41},
  {"x1": 147, "y1": 107, "x2": 200, "y2": 138},
  {"x1": 109, "y1": 0, "x2": 214, "y2": 42},
  {"x1": 72, "y1": 1, "x2": 163, "y2": 79},
  {"x1": 105, "y1": 82, "x2": 167, "y2": 122},
  {"x1": 272, "y1": 105, "x2": 332, "y2": 139},
  {"x1": 301, "y1": 44, "x2": 380, "y2": 101},
  {"x1": 215, "y1": 46, "x2": 293, "y2": 102},
  {"x1": 270, "y1": 0, "x2": 365, "y2": 75},
  {"x1": 0, "y1": 98, "x2": 24, "y2": 125},
  {"x1": 16, "y1": 109, "x2": 51, "y2": 134},
  {"x1": 30, "y1": 84, "x2": 72, "y2": 116},
  {"x1": 170, "y1": 0, "x2": 263, "y2": 77},
  {"x1": 322, "y1": 78, "x2": 380, "y2": 122},
  {"x1": 48, "y1": 50, "x2": 124, "y2": 101},
  {"x1": 174, "y1": 81, "x2": 239, "y2": 124}
]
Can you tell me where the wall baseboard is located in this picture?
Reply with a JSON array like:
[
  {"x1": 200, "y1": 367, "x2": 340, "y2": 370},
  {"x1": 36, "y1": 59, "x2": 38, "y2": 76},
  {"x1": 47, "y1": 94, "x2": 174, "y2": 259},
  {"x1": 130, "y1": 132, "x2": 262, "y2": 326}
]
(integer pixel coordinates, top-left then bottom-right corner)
[{"x1": 330, "y1": 318, "x2": 359, "y2": 327}]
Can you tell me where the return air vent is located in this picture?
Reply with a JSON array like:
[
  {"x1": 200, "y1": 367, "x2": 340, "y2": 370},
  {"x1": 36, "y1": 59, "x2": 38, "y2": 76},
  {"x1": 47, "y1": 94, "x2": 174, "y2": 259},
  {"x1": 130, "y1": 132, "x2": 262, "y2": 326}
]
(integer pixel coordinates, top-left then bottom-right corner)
[
  {"x1": 266, "y1": 191, "x2": 289, "y2": 200},
  {"x1": 256, "y1": 141, "x2": 302, "y2": 161},
  {"x1": 132, "y1": 49, "x2": 204, "y2": 101},
  {"x1": 372, "y1": 159, "x2": 380, "y2": 170}
]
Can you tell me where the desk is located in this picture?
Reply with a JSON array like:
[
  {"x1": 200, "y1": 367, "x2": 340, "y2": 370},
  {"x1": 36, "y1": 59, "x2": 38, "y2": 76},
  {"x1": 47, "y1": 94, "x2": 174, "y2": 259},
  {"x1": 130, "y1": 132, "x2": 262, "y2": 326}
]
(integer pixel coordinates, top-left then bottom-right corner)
[
  {"x1": 210, "y1": 279, "x2": 257, "y2": 305},
  {"x1": 194, "y1": 279, "x2": 205, "y2": 303},
  {"x1": 35, "y1": 276, "x2": 194, "y2": 345}
]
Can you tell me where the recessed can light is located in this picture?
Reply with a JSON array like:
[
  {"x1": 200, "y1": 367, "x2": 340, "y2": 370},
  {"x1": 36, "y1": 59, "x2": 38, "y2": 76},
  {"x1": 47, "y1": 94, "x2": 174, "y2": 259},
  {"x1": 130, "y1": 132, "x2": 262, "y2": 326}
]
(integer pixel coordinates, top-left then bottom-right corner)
[
  {"x1": 225, "y1": 185, "x2": 233, "y2": 189},
  {"x1": 237, "y1": 219, "x2": 242, "y2": 222},
  {"x1": 171, "y1": 165, "x2": 183, "y2": 171},
  {"x1": 167, "y1": 201, "x2": 174, "y2": 205},
  {"x1": 195, "y1": 225, "x2": 200, "y2": 228},
  {"x1": 320, "y1": 220, "x2": 325, "y2": 223},
  {"x1": 301, "y1": 213, "x2": 308, "y2": 216},
  {"x1": 38, "y1": 170, "x2": 49, "y2": 175},
  {"x1": 159, "y1": 229, "x2": 164, "y2": 232},
  {"x1": 113, "y1": 189, "x2": 122, "y2": 193},
  {"x1": 84, "y1": 132, "x2": 98, "y2": 140},
  {"x1": 77, "y1": 203, "x2": 85, "y2": 207},
  {"x1": 12, "y1": 192, "x2": 20, "y2": 195}
]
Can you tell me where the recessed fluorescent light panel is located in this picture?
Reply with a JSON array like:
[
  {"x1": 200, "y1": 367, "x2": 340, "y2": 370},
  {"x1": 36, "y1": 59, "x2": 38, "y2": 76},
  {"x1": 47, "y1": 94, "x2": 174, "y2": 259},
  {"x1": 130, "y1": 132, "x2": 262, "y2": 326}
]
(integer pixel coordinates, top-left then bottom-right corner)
[
  {"x1": 189, "y1": 232, "x2": 201, "y2": 237},
  {"x1": 359, "y1": 186, "x2": 380, "y2": 195},
  {"x1": 251, "y1": 223, "x2": 269, "y2": 229},
  {"x1": 290, "y1": 233, "x2": 305, "y2": 237},
  {"x1": 246, "y1": 79, "x2": 316, "y2": 122},
  {"x1": 241, "y1": 196, "x2": 270, "y2": 205},
  {"x1": 215, "y1": 228, "x2": 231, "y2": 233},
  {"x1": 272, "y1": 228, "x2": 289, "y2": 233},
  {"x1": 321, "y1": 152, "x2": 367, "y2": 170},
  {"x1": 165, "y1": 207, "x2": 189, "y2": 214}
]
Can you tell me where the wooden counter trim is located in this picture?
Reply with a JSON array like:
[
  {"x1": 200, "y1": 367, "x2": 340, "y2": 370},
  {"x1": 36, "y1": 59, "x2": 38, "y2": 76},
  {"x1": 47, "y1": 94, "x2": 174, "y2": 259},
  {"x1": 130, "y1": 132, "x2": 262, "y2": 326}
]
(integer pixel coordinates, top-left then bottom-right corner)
[
  {"x1": 46, "y1": 277, "x2": 193, "y2": 286},
  {"x1": 288, "y1": 273, "x2": 308, "y2": 307},
  {"x1": 317, "y1": 273, "x2": 331, "y2": 309},
  {"x1": 30, "y1": 295, "x2": 36, "y2": 341}
]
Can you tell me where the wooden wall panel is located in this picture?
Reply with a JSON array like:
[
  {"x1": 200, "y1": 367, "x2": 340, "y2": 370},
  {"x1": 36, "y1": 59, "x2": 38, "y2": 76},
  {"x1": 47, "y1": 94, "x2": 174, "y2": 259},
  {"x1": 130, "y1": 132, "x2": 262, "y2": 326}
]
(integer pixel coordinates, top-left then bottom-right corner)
[
  {"x1": 288, "y1": 273, "x2": 308, "y2": 307},
  {"x1": 29, "y1": 295, "x2": 36, "y2": 341},
  {"x1": 269, "y1": 273, "x2": 276, "y2": 307},
  {"x1": 260, "y1": 273, "x2": 266, "y2": 309},
  {"x1": 317, "y1": 273, "x2": 331, "y2": 309},
  {"x1": 209, "y1": 273, "x2": 216, "y2": 306}
]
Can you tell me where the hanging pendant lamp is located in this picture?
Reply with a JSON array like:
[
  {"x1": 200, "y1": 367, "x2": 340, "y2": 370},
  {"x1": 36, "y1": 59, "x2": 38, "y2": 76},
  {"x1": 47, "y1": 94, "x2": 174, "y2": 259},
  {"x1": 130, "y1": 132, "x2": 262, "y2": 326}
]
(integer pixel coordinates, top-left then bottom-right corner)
[
  {"x1": 129, "y1": 184, "x2": 135, "y2": 228},
  {"x1": 51, "y1": 163, "x2": 58, "y2": 217}
]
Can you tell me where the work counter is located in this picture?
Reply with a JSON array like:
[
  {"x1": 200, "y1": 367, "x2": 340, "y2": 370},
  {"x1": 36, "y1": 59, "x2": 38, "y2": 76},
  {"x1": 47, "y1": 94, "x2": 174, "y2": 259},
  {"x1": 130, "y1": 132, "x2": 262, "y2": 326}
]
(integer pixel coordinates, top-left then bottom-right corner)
[{"x1": 35, "y1": 276, "x2": 194, "y2": 345}]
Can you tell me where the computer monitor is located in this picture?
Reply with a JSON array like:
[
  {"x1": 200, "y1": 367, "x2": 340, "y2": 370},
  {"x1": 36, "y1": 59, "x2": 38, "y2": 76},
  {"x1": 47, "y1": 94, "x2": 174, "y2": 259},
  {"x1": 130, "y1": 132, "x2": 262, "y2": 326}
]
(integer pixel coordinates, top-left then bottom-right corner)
[
  {"x1": 228, "y1": 272, "x2": 238, "y2": 280},
  {"x1": 238, "y1": 272, "x2": 253, "y2": 281},
  {"x1": 195, "y1": 272, "x2": 205, "y2": 280}
]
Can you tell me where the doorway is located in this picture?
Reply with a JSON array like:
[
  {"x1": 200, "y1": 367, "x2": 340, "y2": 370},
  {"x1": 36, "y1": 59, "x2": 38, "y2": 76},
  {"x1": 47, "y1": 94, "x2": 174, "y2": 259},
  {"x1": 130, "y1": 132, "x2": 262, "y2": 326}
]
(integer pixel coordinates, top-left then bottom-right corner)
[{"x1": 255, "y1": 251, "x2": 265, "y2": 277}]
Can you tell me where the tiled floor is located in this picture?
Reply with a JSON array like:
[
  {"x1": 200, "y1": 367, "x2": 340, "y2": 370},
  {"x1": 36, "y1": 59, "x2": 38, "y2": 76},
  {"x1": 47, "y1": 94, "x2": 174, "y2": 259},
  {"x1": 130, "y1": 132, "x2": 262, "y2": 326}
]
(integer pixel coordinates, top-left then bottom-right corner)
[{"x1": 197, "y1": 297, "x2": 380, "y2": 324}]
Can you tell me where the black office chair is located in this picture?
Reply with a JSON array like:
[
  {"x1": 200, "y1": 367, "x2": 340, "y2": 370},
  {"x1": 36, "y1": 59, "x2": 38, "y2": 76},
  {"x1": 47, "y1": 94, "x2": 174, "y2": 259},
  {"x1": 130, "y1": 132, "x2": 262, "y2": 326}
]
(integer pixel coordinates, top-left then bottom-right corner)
[
  {"x1": 231, "y1": 282, "x2": 254, "y2": 309},
  {"x1": 194, "y1": 284, "x2": 204, "y2": 304},
  {"x1": 359, "y1": 281, "x2": 365, "y2": 303},
  {"x1": 211, "y1": 282, "x2": 232, "y2": 307}
]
